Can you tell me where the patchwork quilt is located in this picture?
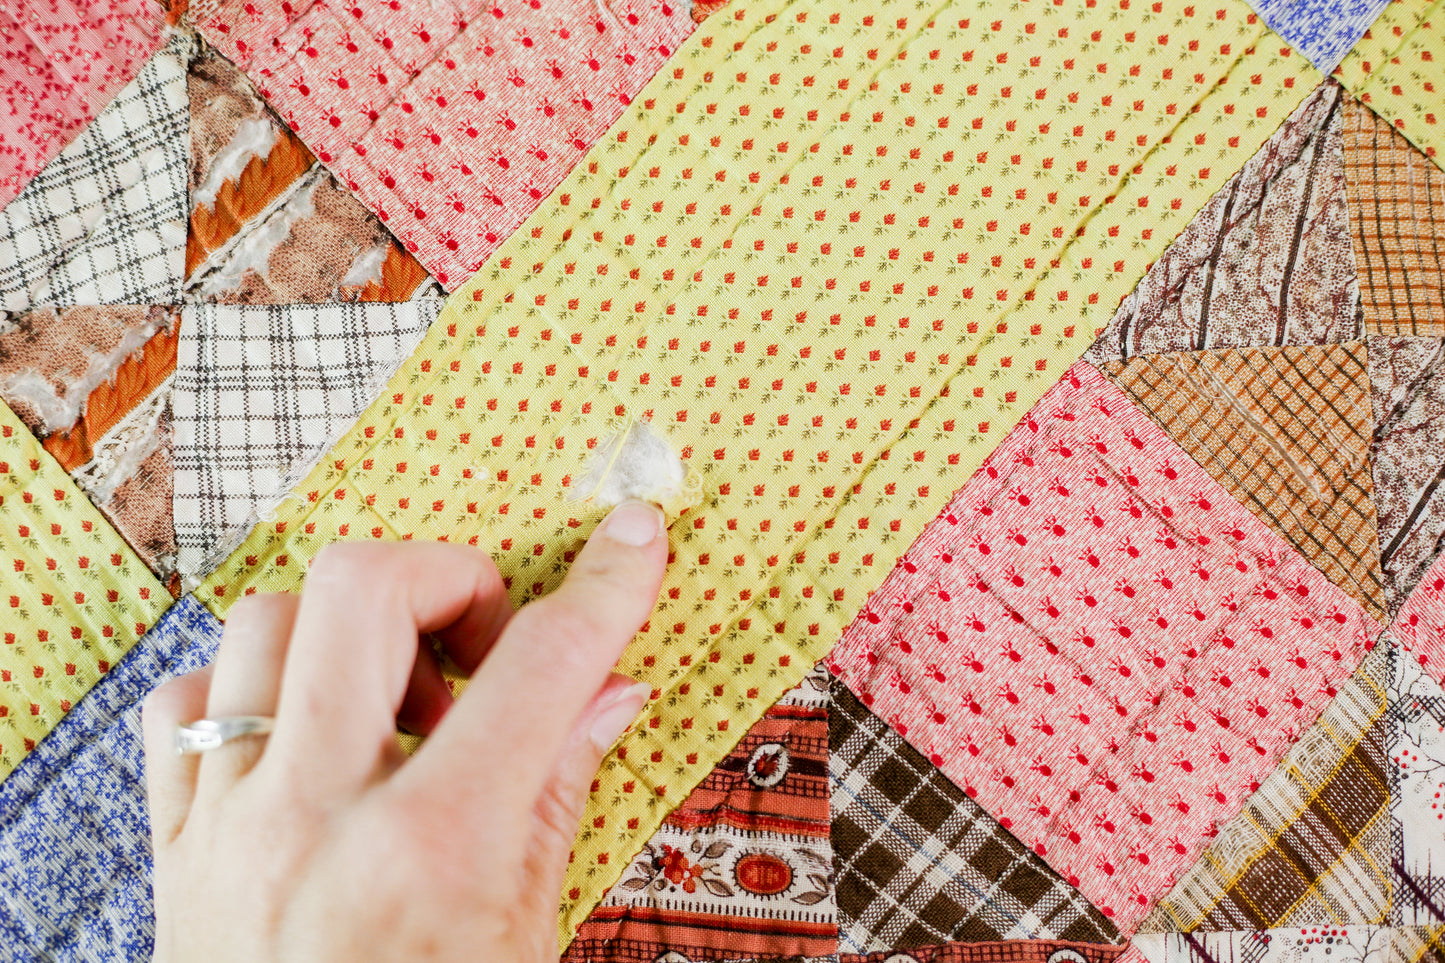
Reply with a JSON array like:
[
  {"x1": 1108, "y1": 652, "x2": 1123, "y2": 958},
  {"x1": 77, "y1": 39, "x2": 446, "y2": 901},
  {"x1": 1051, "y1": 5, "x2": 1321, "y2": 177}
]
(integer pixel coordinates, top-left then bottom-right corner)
[{"x1": 1, "y1": 0, "x2": 1444, "y2": 960}]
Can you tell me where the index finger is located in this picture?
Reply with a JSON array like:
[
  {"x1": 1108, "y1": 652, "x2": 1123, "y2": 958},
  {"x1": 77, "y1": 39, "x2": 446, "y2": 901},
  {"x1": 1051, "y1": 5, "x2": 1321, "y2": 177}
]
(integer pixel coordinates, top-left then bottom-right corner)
[{"x1": 259, "y1": 541, "x2": 512, "y2": 802}]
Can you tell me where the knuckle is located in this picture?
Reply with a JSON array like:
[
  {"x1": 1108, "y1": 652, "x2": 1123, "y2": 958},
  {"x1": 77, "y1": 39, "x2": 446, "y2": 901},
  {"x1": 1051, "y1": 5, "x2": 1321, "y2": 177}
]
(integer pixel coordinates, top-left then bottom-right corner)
[
  {"x1": 505, "y1": 602, "x2": 602, "y2": 674},
  {"x1": 307, "y1": 542, "x2": 397, "y2": 591}
]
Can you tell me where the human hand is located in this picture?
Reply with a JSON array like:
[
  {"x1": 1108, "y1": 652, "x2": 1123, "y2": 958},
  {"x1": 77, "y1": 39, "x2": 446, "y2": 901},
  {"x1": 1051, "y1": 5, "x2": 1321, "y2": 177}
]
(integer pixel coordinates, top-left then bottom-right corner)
[{"x1": 143, "y1": 500, "x2": 669, "y2": 962}]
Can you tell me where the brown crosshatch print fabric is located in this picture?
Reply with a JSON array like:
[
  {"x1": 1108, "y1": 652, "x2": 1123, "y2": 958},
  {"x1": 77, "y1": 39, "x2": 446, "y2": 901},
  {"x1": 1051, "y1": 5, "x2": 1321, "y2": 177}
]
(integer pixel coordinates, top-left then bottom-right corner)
[
  {"x1": 1341, "y1": 94, "x2": 1445, "y2": 335},
  {"x1": 1084, "y1": 81, "x2": 1361, "y2": 364},
  {"x1": 1138, "y1": 645, "x2": 1391, "y2": 932},
  {"x1": 1099, "y1": 342, "x2": 1386, "y2": 620},
  {"x1": 829, "y1": 681, "x2": 1121, "y2": 955}
]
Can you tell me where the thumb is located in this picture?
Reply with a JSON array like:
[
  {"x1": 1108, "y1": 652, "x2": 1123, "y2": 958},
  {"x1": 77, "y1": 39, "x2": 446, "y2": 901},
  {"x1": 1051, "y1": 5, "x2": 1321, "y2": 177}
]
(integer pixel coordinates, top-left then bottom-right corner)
[{"x1": 525, "y1": 672, "x2": 650, "y2": 898}]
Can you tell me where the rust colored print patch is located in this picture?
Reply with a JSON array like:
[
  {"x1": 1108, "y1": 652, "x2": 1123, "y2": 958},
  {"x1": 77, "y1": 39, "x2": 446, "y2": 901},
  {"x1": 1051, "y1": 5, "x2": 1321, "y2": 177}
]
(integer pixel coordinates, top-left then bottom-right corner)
[
  {"x1": 185, "y1": 42, "x2": 435, "y2": 304},
  {"x1": 566, "y1": 668, "x2": 836, "y2": 963}
]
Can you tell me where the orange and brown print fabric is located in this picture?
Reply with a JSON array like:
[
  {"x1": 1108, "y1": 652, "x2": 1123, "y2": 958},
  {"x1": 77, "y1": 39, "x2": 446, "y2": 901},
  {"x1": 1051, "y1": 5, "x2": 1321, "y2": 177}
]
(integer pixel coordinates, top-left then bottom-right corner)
[{"x1": 0, "y1": 0, "x2": 1444, "y2": 961}]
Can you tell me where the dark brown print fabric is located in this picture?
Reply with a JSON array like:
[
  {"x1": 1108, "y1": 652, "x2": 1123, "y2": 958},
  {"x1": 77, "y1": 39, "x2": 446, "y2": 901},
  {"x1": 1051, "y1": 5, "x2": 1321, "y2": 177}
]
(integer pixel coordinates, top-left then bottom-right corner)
[
  {"x1": 830, "y1": 680, "x2": 1121, "y2": 955},
  {"x1": 1340, "y1": 93, "x2": 1445, "y2": 335},
  {"x1": 1084, "y1": 81, "x2": 1360, "y2": 364},
  {"x1": 1369, "y1": 336, "x2": 1445, "y2": 615},
  {"x1": 1099, "y1": 342, "x2": 1386, "y2": 619}
]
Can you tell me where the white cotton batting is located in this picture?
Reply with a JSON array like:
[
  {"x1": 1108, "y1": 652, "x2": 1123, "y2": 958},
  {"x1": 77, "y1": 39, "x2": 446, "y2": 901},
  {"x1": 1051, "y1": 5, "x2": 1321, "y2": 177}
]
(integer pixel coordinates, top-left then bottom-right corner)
[{"x1": 573, "y1": 419, "x2": 696, "y2": 514}]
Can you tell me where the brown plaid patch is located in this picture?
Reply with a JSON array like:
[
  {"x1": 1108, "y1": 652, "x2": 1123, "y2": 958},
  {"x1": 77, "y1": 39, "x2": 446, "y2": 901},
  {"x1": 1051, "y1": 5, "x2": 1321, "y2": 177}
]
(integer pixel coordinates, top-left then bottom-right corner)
[
  {"x1": 1099, "y1": 341, "x2": 1386, "y2": 619},
  {"x1": 1341, "y1": 93, "x2": 1445, "y2": 335},
  {"x1": 829, "y1": 681, "x2": 1121, "y2": 954},
  {"x1": 1140, "y1": 645, "x2": 1391, "y2": 931}
]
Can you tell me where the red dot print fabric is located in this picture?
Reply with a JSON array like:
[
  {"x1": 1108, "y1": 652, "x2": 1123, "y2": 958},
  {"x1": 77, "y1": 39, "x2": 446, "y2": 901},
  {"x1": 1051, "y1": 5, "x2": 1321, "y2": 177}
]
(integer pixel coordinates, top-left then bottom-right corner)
[
  {"x1": 827, "y1": 361, "x2": 1382, "y2": 933},
  {"x1": 188, "y1": 0, "x2": 694, "y2": 288},
  {"x1": 0, "y1": 0, "x2": 166, "y2": 211}
]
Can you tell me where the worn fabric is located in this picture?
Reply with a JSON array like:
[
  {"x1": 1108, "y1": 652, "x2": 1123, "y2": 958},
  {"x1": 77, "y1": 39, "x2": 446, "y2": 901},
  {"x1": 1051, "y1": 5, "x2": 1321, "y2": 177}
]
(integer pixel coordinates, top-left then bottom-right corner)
[
  {"x1": 1140, "y1": 645, "x2": 1391, "y2": 931},
  {"x1": 189, "y1": 0, "x2": 1320, "y2": 939},
  {"x1": 826, "y1": 361, "x2": 1381, "y2": 932},
  {"x1": 1100, "y1": 343, "x2": 1385, "y2": 620},
  {"x1": 0, "y1": 305, "x2": 179, "y2": 583},
  {"x1": 0, "y1": 397, "x2": 171, "y2": 782},
  {"x1": 566, "y1": 667, "x2": 836, "y2": 962},
  {"x1": 0, "y1": 0, "x2": 166, "y2": 210},
  {"x1": 0, "y1": 32, "x2": 189, "y2": 310},
  {"x1": 172, "y1": 301, "x2": 441, "y2": 580},
  {"x1": 0, "y1": 594, "x2": 219, "y2": 962},
  {"x1": 831, "y1": 681, "x2": 1122, "y2": 955},
  {"x1": 1131, "y1": 927, "x2": 1445, "y2": 963},
  {"x1": 1340, "y1": 93, "x2": 1445, "y2": 335},
  {"x1": 1083, "y1": 81, "x2": 1360, "y2": 365},
  {"x1": 1241, "y1": 0, "x2": 1393, "y2": 75},
  {"x1": 1390, "y1": 634, "x2": 1445, "y2": 927},
  {"x1": 1336, "y1": 0, "x2": 1444, "y2": 168},
  {"x1": 189, "y1": 0, "x2": 694, "y2": 288},
  {"x1": 185, "y1": 44, "x2": 436, "y2": 303},
  {"x1": 1367, "y1": 337, "x2": 1445, "y2": 616}
]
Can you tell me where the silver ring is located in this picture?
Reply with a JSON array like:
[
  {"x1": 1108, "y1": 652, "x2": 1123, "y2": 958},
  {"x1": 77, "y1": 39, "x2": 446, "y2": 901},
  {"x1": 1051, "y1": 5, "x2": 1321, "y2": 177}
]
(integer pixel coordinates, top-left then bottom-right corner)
[{"x1": 174, "y1": 716, "x2": 276, "y2": 755}]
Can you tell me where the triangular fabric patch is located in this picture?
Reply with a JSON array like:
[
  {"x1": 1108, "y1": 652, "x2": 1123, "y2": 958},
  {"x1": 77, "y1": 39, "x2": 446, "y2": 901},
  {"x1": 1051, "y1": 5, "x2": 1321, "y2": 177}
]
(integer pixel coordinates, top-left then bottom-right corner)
[
  {"x1": 566, "y1": 665, "x2": 837, "y2": 962},
  {"x1": 184, "y1": 42, "x2": 437, "y2": 304},
  {"x1": 0, "y1": 305, "x2": 179, "y2": 584},
  {"x1": 830, "y1": 679, "x2": 1123, "y2": 955},
  {"x1": 1139, "y1": 644, "x2": 1391, "y2": 931},
  {"x1": 1391, "y1": 629, "x2": 1445, "y2": 926},
  {"x1": 1099, "y1": 342, "x2": 1387, "y2": 620},
  {"x1": 1340, "y1": 94, "x2": 1445, "y2": 336},
  {"x1": 1083, "y1": 82, "x2": 1361, "y2": 364},
  {"x1": 0, "y1": 32, "x2": 189, "y2": 309},
  {"x1": 1236, "y1": 0, "x2": 1391, "y2": 75},
  {"x1": 1367, "y1": 336, "x2": 1445, "y2": 615},
  {"x1": 171, "y1": 300, "x2": 441, "y2": 580},
  {"x1": 0, "y1": 0, "x2": 166, "y2": 210}
]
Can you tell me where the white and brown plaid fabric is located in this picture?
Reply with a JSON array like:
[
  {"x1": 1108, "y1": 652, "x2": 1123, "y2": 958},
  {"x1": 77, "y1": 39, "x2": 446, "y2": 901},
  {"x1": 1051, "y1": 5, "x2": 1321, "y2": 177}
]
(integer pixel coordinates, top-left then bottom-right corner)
[
  {"x1": 1100, "y1": 342, "x2": 1386, "y2": 619},
  {"x1": 830, "y1": 681, "x2": 1121, "y2": 956}
]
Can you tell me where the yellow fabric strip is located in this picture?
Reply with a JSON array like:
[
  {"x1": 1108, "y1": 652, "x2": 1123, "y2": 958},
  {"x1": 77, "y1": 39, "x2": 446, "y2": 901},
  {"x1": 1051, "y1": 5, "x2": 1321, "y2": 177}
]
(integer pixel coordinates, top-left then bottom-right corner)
[
  {"x1": 0, "y1": 399, "x2": 171, "y2": 780},
  {"x1": 197, "y1": 0, "x2": 1318, "y2": 942},
  {"x1": 1336, "y1": 0, "x2": 1444, "y2": 169}
]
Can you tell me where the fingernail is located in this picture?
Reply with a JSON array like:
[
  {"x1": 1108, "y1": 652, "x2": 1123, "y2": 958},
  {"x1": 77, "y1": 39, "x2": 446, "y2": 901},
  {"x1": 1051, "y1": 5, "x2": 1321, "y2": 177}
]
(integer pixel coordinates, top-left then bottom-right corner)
[
  {"x1": 589, "y1": 681, "x2": 651, "y2": 751},
  {"x1": 601, "y1": 500, "x2": 665, "y2": 546}
]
